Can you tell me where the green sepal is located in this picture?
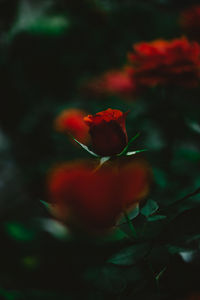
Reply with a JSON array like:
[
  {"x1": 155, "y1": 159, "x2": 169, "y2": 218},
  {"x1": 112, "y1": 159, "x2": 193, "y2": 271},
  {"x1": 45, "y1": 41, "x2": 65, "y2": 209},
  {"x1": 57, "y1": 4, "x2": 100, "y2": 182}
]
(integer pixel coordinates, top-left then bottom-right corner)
[
  {"x1": 126, "y1": 149, "x2": 147, "y2": 156},
  {"x1": 72, "y1": 137, "x2": 99, "y2": 157},
  {"x1": 99, "y1": 156, "x2": 110, "y2": 165},
  {"x1": 117, "y1": 132, "x2": 140, "y2": 156}
]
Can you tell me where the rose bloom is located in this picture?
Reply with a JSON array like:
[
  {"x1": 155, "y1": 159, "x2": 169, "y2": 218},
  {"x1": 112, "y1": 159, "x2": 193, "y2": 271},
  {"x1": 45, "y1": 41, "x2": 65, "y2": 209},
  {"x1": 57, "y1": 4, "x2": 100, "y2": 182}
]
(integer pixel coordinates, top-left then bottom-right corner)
[
  {"x1": 180, "y1": 6, "x2": 200, "y2": 40},
  {"x1": 47, "y1": 160, "x2": 150, "y2": 232},
  {"x1": 83, "y1": 69, "x2": 137, "y2": 99},
  {"x1": 128, "y1": 37, "x2": 200, "y2": 87},
  {"x1": 54, "y1": 109, "x2": 89, "y2": 144},
  {"x1": 84, "y1": 108, "x2": 128, "y2": 156}
]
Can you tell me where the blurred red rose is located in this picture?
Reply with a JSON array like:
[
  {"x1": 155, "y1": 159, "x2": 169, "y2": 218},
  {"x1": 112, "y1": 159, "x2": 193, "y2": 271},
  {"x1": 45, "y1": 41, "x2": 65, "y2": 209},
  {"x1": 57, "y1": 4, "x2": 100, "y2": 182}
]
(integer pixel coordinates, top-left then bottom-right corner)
[
  {"x1": 83, "y1": 69, "x2": 137, "y2": 99},
  {"x1": 54, "y1": 108, "x2": 90, "y2": 144},
  {"x1": 84, "y1": 108, "x2": 128, "y2": 156},
  {"x1": 47, "y1": 160, "x2": 150, "y2": 232},
  {"x1": 180, "y1": 6, "x2": 200, "y2": 40},
  {"x1": 128, "y1": 37, "x2": 200, "y2": 87}
]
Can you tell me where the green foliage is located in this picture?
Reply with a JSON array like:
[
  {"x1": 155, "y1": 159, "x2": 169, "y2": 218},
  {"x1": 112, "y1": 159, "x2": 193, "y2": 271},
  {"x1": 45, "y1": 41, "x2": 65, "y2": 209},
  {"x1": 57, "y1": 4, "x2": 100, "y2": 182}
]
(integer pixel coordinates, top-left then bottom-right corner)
[
  {"x1": 108, "y1": 243, "x2": 150, "y2": 266},
  {"x1": 141, "y1": 199, "x2": 159, "y2": 217},
  {"x1": 24, "y1": 15, "x2": 69, "y2": 36},
  {"x1": 117, "y1": 205, "x2": 140, "y2": 225},
  {"x1": 147, "y1": 215, "x2": 167, "y2": 221},
  {"x1": 5, "y1": 222, "x2": 36, "y2": 242},
  {"x1": 0, "y1": 288, "x2": 21, "y2": 300}
]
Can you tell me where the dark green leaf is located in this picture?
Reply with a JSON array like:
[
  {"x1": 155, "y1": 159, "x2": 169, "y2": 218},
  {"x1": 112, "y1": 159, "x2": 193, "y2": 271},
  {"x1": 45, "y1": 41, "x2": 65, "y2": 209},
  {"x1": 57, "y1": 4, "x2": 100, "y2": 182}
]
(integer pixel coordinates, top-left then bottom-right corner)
[
  {"x1": 26, "y1": 16, "x2": 69, "y2": 36},
  {"x1": 141, "y1": 199, "x2": 159, "y2": 217},
  {"x1": 5, "y1": 222, "x2": 36, "y2": 242},
  {"x1": 84, "y1": 265, "x2": 127, "y2": 294},
  {"x1": 108, "y1": 243, "x2": 150, "y2": 266},
  {"x1": 107, "y1": 228, "x2": 129, "y2": 242},
  {"x1": 117, "y1": 204, "x2": 139, "y2": 225},
  {"x1": 147, "y1": 215, "x2": 166, "y2": 222},
  {"x1": 167, "y1": 245, "x2": 189, "y2": 254},
  {"x1": 153, "y1": 168, "x2": 168, "y2": 188},
  {"x1": 0, "y1": 287, "x2": 21, "y2": 300}
]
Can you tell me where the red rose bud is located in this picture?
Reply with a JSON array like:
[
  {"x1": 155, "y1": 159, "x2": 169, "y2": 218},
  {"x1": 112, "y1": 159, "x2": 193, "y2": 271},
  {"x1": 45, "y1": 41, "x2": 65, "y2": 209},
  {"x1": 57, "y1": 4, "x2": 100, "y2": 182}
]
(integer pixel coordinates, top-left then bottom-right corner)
[
  {"x1": 180, "y1": 6, "x2": 200, "y2": 40},
  {"x1": 84, "y1": 108, "x2": 128, "y2": 156},
  {"x1": 54, "y1": 108, "x2": 90, "y2": 144},
  {"x1": 47, "y1": 160, "x2": 150, "y2": 232},
  {"x1": 128, "y1": 37, "x2": 200, "y2": 87}
]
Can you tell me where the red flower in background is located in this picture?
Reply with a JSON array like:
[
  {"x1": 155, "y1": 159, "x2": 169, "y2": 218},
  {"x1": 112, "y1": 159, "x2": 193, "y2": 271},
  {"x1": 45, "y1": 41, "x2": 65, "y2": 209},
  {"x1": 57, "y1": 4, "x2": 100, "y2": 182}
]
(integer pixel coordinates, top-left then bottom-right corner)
[
  {"x1": 83, "y1": 69, "x2": 137, "y2": 99},
  {"x1": 128, "y1": 37, "x2": 200, "y2": 87},
  {"x1": 47, "y1": 160, "x2": 150, "y2": 232},
  {"x1": 180, "y1": 6, "x2": 200, "y2": 40},
  {"x1": 84, "y1": 108, "x2": 128, "y2": 156},
  {"x1": 54, "y1": 109, "x2": 90, "y2": 144}
]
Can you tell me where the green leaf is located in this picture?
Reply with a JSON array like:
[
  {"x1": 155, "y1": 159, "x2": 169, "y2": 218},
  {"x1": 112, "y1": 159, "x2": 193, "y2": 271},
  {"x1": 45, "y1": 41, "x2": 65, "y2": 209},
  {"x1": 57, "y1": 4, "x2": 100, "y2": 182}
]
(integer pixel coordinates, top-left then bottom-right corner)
[
  {"x1": 153, "y1": 168, "x2": 168, "y2": 188},
  {"x1": 175, "y1": 148, "x2": 200, "y2": 162},
  {"x1": 167, "y1": 245, "x2": 189, "y2": 254},
  {"x1": 73, "y1": 137, "x2": 99, "y2": 157},
  {"x1": 85, "y1": 265, "x2": 127, "y2": 294},
  {"x1": 100, "y1": 228, "x2": 129, "y2": 243},
  {"x1": 147, "y1": 215, "x2": 167, "y2": 222},
  {"x1": 141, "y1": 200, "x2": 159, "y2": 217},
  {"x1": 165, "y1": 193, "x2": 200, "y2": 220},
  {"x1": 40, "y1": 200, "x2": 51, "y2": 210},
  {"x1": 187, "y1": 119, "x2": 200, "y2": 134},
  {"x1": 0, "y1": 287, "x2": 21, "y2": 300},
  {"x1": 108, "y1": 243, "x2": 150, "y2": 266},
  {"x1": 5, "y1": 222, "x2": 36, "y2": 242},
  {"x1": 40, "y1": 218, "x2": 70, "y2": 240},
  {"x1": 9, "y1": 0, "x2": 69, "y2": 39},
  {"x1": 118, "y1": 133, "x2": 140, "y2": 156},
  {"x1": 179, "y1": 251, "x2": 196, "y2": 263},
  {"x1": 85, "y1": 264, "x2": 144, "y2": 294},
  {"x1": 117, "y1": 204, "x2": 139, "y2": 225},
  {"x1": 26, "y1": 15, "x2": 69, "y2": 36},
  {"x1": 187, "y1": 233, "x2": 200, "y2": 243}
]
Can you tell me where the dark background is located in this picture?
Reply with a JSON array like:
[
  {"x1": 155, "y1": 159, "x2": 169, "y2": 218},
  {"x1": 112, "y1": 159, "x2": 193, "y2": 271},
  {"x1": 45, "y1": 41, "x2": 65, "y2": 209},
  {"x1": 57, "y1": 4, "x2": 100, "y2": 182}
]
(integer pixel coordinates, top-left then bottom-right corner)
[{"x1": 0, "y1": 0, "x2": 200, "y2": 299}]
